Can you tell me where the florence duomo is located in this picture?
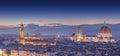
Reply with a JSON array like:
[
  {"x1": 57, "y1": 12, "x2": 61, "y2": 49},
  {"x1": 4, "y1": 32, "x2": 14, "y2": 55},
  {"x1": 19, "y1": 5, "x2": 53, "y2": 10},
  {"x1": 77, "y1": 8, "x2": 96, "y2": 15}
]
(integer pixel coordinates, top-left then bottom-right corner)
[
  {"x1": 0, "y1": 0, "x2": 120, "y2": 56},
  {"x1": 71, "y1": 21, "x2": 115, "y2": 42}
]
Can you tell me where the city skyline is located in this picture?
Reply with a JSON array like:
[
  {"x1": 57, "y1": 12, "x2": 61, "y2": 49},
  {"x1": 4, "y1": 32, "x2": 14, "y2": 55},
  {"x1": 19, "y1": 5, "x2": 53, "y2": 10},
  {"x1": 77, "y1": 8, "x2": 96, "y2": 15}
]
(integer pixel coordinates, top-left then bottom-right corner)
[
  {"x1": 0, "y1": 0, "x2": 120, "y2": 25},
  {"x1": 0, "y1": 0, "x2": 120, "y2": 56}
]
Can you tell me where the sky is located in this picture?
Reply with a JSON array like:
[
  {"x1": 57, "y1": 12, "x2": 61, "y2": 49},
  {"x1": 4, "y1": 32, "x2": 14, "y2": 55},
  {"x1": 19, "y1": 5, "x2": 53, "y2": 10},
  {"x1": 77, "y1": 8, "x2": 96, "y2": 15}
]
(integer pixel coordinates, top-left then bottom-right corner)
[{"x1": 0, "y1": 0, "x2": 120, "y2": 26}]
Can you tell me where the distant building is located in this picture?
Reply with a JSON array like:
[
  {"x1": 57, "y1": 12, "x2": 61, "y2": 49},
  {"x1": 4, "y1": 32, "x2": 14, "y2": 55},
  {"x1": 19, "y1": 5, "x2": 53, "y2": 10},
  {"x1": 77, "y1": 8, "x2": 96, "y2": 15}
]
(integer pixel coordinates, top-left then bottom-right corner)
[
  {"x1": 97, "y1": 21, "x2": 114, "y2": 42},
  {"x1": 70, "y1": 21, "x2": 115, "y2": 42},
  {"x1": 1, "y1": 49, "x2": 49, "y2": 56},
  {"x1": 76, "y1": 26, "x2": 83, "y2": 42},
  {"x1": 16, "y1": 24, "x2": 56, "y2": 46}
]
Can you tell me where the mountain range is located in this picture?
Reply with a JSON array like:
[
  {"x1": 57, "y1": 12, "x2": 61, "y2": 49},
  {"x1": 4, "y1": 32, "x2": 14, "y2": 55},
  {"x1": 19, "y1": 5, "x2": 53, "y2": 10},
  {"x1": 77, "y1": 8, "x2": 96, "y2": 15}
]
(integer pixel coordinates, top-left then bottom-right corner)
[{"x1": 0, "y1": 23, "x2": 120, "y2": 38}]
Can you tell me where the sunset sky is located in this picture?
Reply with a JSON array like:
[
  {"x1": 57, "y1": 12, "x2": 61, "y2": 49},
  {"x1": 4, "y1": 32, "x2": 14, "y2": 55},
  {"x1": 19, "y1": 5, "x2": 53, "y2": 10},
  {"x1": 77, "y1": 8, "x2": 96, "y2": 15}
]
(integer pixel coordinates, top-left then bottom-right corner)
[{"x1": 0, "y1": 0, "x2": 120, "y2": 26}]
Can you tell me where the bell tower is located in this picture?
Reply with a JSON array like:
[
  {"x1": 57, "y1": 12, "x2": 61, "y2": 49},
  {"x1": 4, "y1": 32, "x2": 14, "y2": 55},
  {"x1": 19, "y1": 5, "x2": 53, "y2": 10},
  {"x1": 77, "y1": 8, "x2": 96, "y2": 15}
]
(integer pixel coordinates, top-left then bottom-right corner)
[
  {"x1": 76, "y1": 26, "x2": 83, "y2": 42},
  {"x1": 20, "y1": 24, "x2": 24, "y2": 38}
]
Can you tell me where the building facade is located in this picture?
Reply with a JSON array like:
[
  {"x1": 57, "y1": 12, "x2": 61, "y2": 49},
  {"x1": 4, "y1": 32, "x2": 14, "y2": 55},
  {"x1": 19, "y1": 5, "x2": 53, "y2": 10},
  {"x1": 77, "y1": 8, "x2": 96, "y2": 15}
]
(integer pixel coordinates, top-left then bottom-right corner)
[{"x1": 71, "y1": 21, "x2": 115, "y2": 42}]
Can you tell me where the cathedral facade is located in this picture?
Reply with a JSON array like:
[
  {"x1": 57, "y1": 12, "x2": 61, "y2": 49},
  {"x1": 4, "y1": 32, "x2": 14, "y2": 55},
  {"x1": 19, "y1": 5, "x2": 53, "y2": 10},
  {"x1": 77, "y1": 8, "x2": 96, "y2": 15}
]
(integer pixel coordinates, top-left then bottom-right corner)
[{"x1": 70, "y1": 21, "x2": 115, "y2": 42}]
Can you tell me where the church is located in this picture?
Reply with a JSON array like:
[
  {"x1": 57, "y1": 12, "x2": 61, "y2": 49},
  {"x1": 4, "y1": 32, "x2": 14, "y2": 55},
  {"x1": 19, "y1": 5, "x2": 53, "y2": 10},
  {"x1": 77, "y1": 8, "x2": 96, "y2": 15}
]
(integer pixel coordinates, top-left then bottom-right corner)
[{"x1": 70, "y1": 21, "x2": 115, "y2": 42}]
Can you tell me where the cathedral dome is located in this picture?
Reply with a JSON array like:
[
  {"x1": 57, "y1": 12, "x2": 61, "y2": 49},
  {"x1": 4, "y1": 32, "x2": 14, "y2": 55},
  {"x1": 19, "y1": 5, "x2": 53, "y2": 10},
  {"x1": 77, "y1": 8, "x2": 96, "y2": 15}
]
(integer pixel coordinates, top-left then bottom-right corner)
[
  {"x1": 98, "y1": 26, "x2": 112, "y2": 34},
  {"x1": 97, "y1": 21, "x2": 112, "y2": 38}
]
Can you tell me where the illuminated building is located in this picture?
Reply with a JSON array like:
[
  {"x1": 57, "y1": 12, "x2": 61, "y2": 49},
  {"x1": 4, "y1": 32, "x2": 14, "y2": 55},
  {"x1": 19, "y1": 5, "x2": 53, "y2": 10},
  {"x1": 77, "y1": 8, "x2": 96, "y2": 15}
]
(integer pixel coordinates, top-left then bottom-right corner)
[
  {"x1": 55, "y1": 34, "x2": 61, "y2": 39},
  {"x1": 73, "y1": 33, "x2": 77, "y2": 42},
  {"x1": 0, "y1": 49, "x2": 3, "y2": 56},
  {"x1": 76, "y1": 26, "x2": 83, "y2": 42},
  {"x1": 70, "y1": 26, "x2": 82, "y2": 42},
  {"x1": 16, "y1": 24, "x2": 56, "y2": 46},
  {"x1": 70, "y1": 21, "x2": 115, "y2": 42},
  {"x1": 98, "y1": 21, "x2": 112, "y2": 38},
  {"x1": 82, "y1": 34, "x2": 86, "y2": 42},
  {"x1": 70, "y1": 32, "x2": 77, "y2": 42},
  {"x1": 97, "y1": 21, "x2": 114, "y2": 42},
  {"x1": 1, "y1": 49, "x2": 49, "y2": 56},
  {"x1": 19, "y1": 24, "x2": 24, "y2": 38}
]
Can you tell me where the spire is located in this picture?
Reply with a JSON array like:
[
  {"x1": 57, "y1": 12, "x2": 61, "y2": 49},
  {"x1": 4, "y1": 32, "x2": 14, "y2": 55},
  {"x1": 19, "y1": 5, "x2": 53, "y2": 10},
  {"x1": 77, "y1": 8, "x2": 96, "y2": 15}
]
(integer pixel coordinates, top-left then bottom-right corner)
[
  {"x1": 104, "y1": 21, "x2": 106, "y2": 26},
  {"x1": 78, "y1": 26, "x2": 82, "y2": 32}
]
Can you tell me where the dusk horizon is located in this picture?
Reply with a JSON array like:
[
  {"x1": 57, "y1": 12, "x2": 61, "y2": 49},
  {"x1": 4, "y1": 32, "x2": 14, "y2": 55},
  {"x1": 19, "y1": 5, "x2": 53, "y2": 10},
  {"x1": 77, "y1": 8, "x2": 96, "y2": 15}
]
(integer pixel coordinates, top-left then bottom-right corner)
[
  {"x1": 0, "y1": 0, "x2": 120, "y2": 56},
  {"x1": 0, "y1": 0, "x2": 120, "y2": 25}
]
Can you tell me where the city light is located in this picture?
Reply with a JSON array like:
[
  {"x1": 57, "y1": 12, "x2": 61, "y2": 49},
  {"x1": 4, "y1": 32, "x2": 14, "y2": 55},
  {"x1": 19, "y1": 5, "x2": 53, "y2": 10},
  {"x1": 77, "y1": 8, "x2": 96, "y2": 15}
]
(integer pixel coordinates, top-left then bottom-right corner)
[
  {"x1": 0, "y1": 49, "x2": 3, "y2": 55},
  {"x1": 0, "y1": 0, "x2": 119, "y2": 56}
]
